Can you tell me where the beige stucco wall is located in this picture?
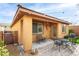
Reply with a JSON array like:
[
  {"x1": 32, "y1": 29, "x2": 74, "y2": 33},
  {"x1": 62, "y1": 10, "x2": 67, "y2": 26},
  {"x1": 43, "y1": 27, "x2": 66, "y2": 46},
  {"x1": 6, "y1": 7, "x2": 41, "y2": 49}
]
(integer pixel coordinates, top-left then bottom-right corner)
[
  {"x1": 12, "y1": 15, "x2": 32, "y2": 52},
  {"x1": 11, "y1": 15, "x2": 69, "y2": 52},
  {"x1": 43, "y1": 22, "x2": 51, "y2": 39},
  {"x1": 32, "y1": 22, "x2": 51, "y2": 42},
  {"x1": 11, "y1": 19, "x2": 21, "y2": 44},
  {"x1": 22, "y1": 15, "x2": 32, "y2": 52},
  {"x1": 57, "y1": 23, "x2": 69, "y2": 38}
]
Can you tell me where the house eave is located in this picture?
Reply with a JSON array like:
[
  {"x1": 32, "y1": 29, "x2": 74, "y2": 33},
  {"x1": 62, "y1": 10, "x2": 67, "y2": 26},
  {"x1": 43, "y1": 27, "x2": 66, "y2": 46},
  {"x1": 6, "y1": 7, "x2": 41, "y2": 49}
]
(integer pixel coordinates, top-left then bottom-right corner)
[{"x1": 11, "y1": 5, "x2": 71, "y2": 27}]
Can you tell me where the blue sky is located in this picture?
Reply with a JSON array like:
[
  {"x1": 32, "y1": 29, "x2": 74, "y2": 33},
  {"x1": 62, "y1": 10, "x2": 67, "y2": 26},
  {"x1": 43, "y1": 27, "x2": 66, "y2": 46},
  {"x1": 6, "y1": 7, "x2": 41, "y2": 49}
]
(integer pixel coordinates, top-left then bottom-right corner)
[{"x1": 0, "y1": 3, "x2": 79, "y2": 25}]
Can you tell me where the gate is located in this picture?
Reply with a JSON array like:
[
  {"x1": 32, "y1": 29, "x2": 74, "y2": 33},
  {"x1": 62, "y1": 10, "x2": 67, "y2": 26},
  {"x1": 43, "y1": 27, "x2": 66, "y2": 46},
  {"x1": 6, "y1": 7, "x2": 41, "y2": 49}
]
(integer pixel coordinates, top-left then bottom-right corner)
[{"x1": 0, "y1": 31, "x2": 18, "y2": 45}]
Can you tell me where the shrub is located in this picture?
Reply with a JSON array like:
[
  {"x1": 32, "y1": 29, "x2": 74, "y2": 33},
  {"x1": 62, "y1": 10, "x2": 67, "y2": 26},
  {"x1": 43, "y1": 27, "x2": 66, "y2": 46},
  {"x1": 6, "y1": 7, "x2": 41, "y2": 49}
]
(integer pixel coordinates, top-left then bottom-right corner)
[
  {"x1": 75, "y1": 37, "x2": 79, "y2": 44},
  {"x1": 69, "y1": 29, "x2": 74, "y2": 34},
  {"x1": 76, "y1": 39, "x2": 79, "y2": 44},
  {"x1": 0, "y1": 40, "x2": 9, "y2": 56},
  {"x1": 68, "y1": 36, "x2": 79, "y2": 44},
  {"x1": 64, "y1": 35, "x2": 69, "y2": 39},
  {"x1": 75, "y1": 36, "x2": 79, "y2": 39},
  {"x1": 69, "y1": 33, "x2": 77, "y2": 38}
]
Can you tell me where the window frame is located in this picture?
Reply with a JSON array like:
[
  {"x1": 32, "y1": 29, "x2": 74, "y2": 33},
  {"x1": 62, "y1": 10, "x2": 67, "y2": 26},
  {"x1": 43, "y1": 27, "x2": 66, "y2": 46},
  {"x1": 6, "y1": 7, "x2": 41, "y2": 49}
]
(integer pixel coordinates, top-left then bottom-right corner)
[
  {"x1": 32, "y1": 22, "x2": 43, "y2": 34},
  {"x1": 62, "y1": 24, "x2": 66, "y2": 33}
]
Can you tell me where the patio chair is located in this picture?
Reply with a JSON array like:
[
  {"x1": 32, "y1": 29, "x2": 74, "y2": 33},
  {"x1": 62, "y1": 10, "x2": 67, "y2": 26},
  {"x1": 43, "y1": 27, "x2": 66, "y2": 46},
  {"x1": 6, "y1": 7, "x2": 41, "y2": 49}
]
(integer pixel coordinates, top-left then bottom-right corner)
[
  {"x1": 60, "y1": 39, "x2": 70, "y2": 48},
  {"x1": 54, "y1": 40, "x2": 63, "y2": 52},
  {"x1": 61, "y1": 39, "x2": 76, "y2": 53},
  {"x1": 68, "y1": 33, "x2": 77, "y2": 45},
  {"x1": 17, "y1": 44, "x2": 24, "y2": 56}
]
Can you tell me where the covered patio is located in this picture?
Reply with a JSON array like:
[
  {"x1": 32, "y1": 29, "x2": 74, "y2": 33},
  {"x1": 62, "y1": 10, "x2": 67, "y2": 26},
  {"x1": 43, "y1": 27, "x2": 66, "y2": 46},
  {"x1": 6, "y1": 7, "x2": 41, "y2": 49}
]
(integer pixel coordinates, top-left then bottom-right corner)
[
  {"x1": 32, "y1": 18, "x2": 58, "y2": 42},
  {"x1": 19, "y1": 16, "x2": 69, "y2": 54},
  {"x1": 15, "y1": 39, "x2": 79, "y2": 56}
]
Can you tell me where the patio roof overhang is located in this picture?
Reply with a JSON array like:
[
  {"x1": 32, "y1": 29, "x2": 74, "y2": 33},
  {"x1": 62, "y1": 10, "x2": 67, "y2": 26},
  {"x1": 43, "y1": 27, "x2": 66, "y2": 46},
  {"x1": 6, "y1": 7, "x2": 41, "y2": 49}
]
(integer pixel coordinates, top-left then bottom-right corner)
[{"x1": 11, "y1": 5, "x2": 71, "y2": 27}]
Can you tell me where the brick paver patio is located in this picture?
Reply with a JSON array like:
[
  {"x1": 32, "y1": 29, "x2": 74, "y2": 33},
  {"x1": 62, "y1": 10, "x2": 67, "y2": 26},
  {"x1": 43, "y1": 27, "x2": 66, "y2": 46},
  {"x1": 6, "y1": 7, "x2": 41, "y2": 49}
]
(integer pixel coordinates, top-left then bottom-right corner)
[
  {"x1": 5, "y1": 40, "x2": 79, "y2": 56},
  {"x1": 32, "y1": 40, "x2": 79, "y2": 56}
]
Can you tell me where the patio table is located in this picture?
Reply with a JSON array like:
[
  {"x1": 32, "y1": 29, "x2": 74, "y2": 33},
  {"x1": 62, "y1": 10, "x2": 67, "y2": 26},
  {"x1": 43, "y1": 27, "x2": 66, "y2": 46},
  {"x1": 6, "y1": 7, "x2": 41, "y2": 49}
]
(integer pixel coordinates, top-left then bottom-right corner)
[
  {"x1": 54, "y1": 40, "x2": 63, "y2": 52},
  {"x1": 54, "y1": 39, "x2": 75, "y2": 52},
  {"x1": 61, "y1": 39, "x2": 69, "y2": 46},
  {"x1": 59, "y1": 39, "x2": 76, "y2": 53}
]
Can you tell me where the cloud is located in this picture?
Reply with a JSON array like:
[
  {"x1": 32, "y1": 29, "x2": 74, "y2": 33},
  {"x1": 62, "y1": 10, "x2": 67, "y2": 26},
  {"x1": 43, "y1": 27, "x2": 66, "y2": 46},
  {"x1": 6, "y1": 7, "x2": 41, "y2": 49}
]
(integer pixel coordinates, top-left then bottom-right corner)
[
  {"x1": 0, "y1": 3, "x2": 17, "y2": 23},
  {"x1": 27, "y1": 3, "x2": 77, "y2": 12},
  {"x1": 57, "y1": 3, "x2": 77, "y2": 8},
  {"x1": 0, "y1": 3, "x2": 79, "y2": 25},
  {"x1": 75, "y1": 11, "x2": 79, "y2": 17},
  {"x1": 25, "y1": 3, "x2": 61, "y2": 12},
  {"x1": 58, "y1": 16, "x2": 79, "y2": 25},
  {"x1": 0, "y1": 10, "x2": 16, "y2": 17},
  {"x1": 25, "y1": 3, "x2": 79, "y2": 25},
  {"x1": 0, "y1": 3, "x2": 17, "y2": 17},
  {"x1": 0, "y1": 18, "x2": 11, "y2": 23},
  {"x1": 25, "y1": 3, "x2": 78, "y2": 16}
]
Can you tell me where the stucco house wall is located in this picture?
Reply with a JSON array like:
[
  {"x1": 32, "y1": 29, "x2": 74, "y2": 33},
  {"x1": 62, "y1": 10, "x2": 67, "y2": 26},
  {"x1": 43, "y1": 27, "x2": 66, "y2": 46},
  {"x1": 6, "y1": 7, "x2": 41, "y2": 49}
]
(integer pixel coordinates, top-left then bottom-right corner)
[
  {"x1": 11, "y1": 19, "x2": 21, "y2": 44},
  {"x1": 11, "y1": 15, "x2": 33, "y2": 51},
  {"x1": 11, "y1": 15, "x2": 69, "y2": 43},
  {"x1": 11, "y1": 5, "x2": 70, "y2": 54},
  {"x1": 57, "y1": 23, "x2": 69, "y2": 38}
]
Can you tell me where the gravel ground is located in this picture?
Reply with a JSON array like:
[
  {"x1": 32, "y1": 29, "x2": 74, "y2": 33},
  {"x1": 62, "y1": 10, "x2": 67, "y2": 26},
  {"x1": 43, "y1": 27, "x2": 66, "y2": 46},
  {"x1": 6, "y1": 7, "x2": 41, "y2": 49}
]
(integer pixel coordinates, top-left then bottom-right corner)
[{"x1": 6, "y1": 44, "x2": 20, "y2": 56}]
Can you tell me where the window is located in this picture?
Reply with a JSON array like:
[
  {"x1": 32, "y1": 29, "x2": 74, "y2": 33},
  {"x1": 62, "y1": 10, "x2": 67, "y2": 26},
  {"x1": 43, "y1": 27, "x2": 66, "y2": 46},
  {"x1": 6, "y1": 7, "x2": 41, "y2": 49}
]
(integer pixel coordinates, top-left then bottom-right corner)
[
  {"x1": 38, "y1": 24, "x2": 43, "y2": 33},
  {"x1": 62, "y1": 24, "x2": 66, "y2": 33},
  {"x1": 33, "y1": 23, "x2": 38, "y2": 33},
  {"x1": 32, "y1": 23, "x2": 43, "y2": 34}
]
